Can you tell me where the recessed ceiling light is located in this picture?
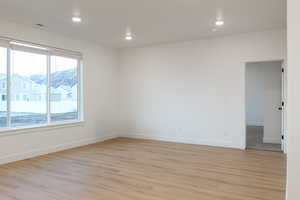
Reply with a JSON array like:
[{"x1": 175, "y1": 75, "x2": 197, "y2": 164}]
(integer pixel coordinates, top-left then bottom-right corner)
[
  {"x1": 125, "y1": 34, "x2": 133, "y2": 41},
  {"x1": 215, "y1": 20, "x2": 224, "y2": 26},
  {"x1": 72, "y1": 17, "x2": 82, "y2": 23}
]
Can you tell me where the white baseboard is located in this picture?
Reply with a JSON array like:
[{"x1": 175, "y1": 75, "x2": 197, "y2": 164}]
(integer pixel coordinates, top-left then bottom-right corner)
[
  {"x1": 0, "y1": 134, "x2": 118, "y2": 165},
  {"x1": 0, "y1": 133, "x2": 244, "y2": 166},
  {"x1": 123, "y1": 133, "x2": 244, "y2": 150}
]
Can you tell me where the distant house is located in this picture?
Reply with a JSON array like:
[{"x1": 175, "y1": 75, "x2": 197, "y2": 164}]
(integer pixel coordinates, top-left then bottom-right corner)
[
  {"x1": 0, "y1": 74, "x2": 76, "y2": 103},
  {"x1": 0, "y1": 74, "x2": 7, "y2": 102},
  {"x1": 0, "y1": 74, "x2": 47, "y2": 102},
  {"x1": 51, "y1": 86, "x2": 69, "y2": 101}
]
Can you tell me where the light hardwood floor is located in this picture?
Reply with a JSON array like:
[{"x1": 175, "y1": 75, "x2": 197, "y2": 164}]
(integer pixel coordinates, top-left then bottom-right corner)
[{"x1": 0, "y1": 138, "x2": 286, "y2": 200}]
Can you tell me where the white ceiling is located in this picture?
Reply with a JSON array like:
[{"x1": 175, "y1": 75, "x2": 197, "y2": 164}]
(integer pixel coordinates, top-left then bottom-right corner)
[{"x1": 0, "y1": 0, "x2": 286, "y2": 48}]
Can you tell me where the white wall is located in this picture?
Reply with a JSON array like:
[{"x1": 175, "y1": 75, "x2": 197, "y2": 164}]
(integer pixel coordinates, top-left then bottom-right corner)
[
  {"x1": 287, "y1": 0, "x2": 300, "y2": 199},
  {"x1": 119, "y1": 30, "x2": 286, "y2": 149},
  {"x1": 0, "y1": 20, "x2": 119, "y2": 165},
  {"x1": 245, "y1": 63, "x2": 265, "y2": 126},
  {"x1": 246, "y1": 61, "x2": 282, "y2": 144}
]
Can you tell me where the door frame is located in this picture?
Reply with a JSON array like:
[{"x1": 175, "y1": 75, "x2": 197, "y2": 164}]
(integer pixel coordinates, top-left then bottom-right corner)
[
  {"x1": 281, "y1": 61, "x2": 287, "y2": 153},
  {"x1": 244, "y1": 59, "x2": 287, "y2": 153}
]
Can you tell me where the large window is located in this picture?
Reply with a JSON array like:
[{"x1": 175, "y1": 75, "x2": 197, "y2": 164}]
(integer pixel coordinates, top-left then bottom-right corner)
[
  {"x1": 0, "y1": 38, "x2": 82, "y2": 129},
  {"x1": 0, "y1": 47, "x2": 7, "y2": 127},
  {"x1": 50, "y1": 56, "x2": 78, "y2": 122},
  {"x1": 11, "y1": 50, "x2": 47, "y2": 127}
]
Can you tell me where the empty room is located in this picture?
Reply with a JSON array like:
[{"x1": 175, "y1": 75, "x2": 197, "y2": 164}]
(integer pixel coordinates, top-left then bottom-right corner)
[{"x1": 0, "y1": 0, "x2": 299, "y2": 200}]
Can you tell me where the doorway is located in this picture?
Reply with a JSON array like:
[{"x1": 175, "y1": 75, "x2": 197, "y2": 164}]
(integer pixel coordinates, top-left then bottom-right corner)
[{"x1": 245, "y1": 60, "x2": 285, "y2": 152}]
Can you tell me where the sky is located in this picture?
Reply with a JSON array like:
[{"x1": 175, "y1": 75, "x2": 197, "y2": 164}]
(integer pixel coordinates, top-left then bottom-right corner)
[{"x1": 0, "y1": 47, "x2": 77, "y2": 77}]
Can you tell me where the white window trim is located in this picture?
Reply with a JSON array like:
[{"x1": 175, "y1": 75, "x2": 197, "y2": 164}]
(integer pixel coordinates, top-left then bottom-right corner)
[
  {"x1": 7, "y1": 48, "x2": 11, "y2": 127},
  {"x1": 77, "y1": 59, "x2": 84, "y2": 121},
  {"x1": 47, "y1": 52, "x2": 51, "y2": 124},
  {"x1": 0, "y1": 120, "x2": 85, "y2": 137},
  {"x1": 0, "y1": 37, "x2": 84, "y2": 133}
]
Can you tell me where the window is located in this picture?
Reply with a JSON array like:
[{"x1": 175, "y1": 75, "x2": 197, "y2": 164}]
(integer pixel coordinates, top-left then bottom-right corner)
[
  {"x1": 0, "y1": 47, "x2": 7, "y2": 127},
  {"x1": 0, "y1": 38, "x2": 82, "y2": 129},
  {"x1": 50, "y1": 56, "x2": 78, "y2": 122},
  {"x1": 11, "y1": 50, "x2": 47, "y2": 127}
]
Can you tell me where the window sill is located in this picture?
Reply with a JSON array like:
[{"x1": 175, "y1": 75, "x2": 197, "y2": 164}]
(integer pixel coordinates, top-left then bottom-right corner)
[{"x1": 0, "y1": 120, "x2": 85, "y2": 137}]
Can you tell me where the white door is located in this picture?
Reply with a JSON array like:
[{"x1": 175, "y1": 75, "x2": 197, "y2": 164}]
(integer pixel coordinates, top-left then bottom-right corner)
[
  {"x1": 263, "y1": 62, "x2": 282, "y2": 145},
  {"x1": 263, "y1": 90, "x2": 282, "y2": 144}
]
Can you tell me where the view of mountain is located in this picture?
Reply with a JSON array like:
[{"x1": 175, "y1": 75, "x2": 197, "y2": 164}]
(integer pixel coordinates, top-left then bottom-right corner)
[
  {"x1": 30, "y1": 68, "x2": 77, "y2": 88},
  {"x1": 30, "y1": 74, "x2": 45, "y2": 85}
]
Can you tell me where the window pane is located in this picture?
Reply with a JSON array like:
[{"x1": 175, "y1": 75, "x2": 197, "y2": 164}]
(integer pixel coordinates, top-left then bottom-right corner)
[
  {"x1": 50, "y1": 56, "x2": 78, "y2": 122},
  {"x1": 11, "y1": 50, "x2": 47, "y2": 127},
  {"x1": 0, "y1": 47, "x2": 7, "y2": 127}
]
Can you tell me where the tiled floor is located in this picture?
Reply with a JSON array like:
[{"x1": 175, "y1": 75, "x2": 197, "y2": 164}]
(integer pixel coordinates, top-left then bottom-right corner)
[{"x1": 246, "y1": 126, "x2": 282, "y2": 152}]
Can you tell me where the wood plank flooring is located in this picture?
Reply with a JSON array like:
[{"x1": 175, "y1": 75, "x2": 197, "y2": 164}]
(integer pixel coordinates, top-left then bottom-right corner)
[{"x1": 0, "y1": 138, "x2": 286, "y2": 200}]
